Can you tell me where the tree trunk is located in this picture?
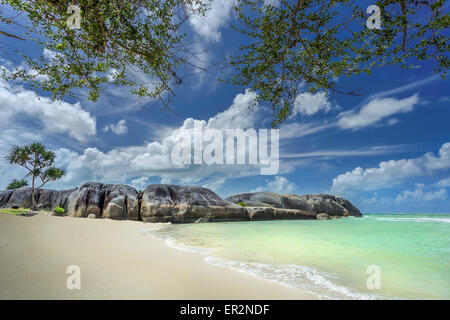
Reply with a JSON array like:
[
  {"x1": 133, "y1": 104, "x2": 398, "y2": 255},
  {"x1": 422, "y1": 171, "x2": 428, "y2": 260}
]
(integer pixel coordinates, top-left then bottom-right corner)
[{"x1": 31, "y1": 175, "x2": 36, "y2": 211}]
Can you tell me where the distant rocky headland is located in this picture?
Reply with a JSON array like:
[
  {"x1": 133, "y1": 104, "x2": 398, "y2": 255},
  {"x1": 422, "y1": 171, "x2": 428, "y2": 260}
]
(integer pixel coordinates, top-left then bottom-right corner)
[{"x1": 0, "y1": 182, "x2": 362, "y2": 222}]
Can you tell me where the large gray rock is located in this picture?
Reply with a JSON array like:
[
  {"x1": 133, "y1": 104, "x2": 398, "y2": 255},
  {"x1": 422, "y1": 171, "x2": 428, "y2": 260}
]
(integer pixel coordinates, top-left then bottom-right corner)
[
  {"x1": 226, "y1": 192, "x2": 362, "y2": 218},
  {"x1": 6, "y1": 187, "x2": 39, "y2": 209},
  {"x1": 140, "y1": 184, "x2": 248, "y2": 223},
  {"x1": 0, "y1": 190, "x2": 13, "y2": 207},
  {"x1": 281, "y1": 194, "x2": 314, "y2": 212},
  {"x1": 226, "y1": 192, "x2": 284, "y2": 208},
  {"x1": 1, "y1": 183, "x2": 362, "y2": 223},
  {"x1": 246, "y1": 207, "x2": 316, "y2": 220},
  {"x1": 102, "y1": 184, "x2": 140, "y2": 220},
  {"x1": 35, "y1": 189, "x2": 73, "y2": 211},
  {"x1": 0, "y1": 187, "x2": 73, "y2": 211},
  {"x1": 66, "y1": 182, "x2": 104, "y2": 218},
  {"x1": 316, "y1": 213, "x2": 331, "y2": 220},
  {"x1": 66, "y1": 182, "x2": 140, "y2": 220},
  {"x1": 301, "y1": 194, "x2": 362, "y2": 217}
]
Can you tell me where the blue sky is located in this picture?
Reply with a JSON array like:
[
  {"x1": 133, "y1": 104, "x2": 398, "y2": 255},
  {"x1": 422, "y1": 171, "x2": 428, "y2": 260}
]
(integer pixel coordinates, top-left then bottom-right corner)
[{"x1": 0, "y1": 1, "x2": 449, "y2": 213}]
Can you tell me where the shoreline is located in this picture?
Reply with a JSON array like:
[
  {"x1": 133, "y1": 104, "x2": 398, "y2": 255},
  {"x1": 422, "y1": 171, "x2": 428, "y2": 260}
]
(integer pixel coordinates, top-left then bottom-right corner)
[{"x1": 0, "y1": 213, "x2": 317, "y2": 299}]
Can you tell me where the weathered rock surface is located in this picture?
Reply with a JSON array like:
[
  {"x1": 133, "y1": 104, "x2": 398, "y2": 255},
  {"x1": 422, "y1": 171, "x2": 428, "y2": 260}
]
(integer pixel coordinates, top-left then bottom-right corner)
[
  {"x1": 226, "y1": 192, "x2": 362, "y2": 218},
  {"x1": 0, "y1": 183, "x2": 362, "y2": 222},
  {"x1": 140, "y1": 184, "x2": 248, "y2": 223},
  {"x1": 246, "y1": 207, "x2": 316, "y2": 220},
  {"x1": 66, "y1": 182, "x2": 140, "y2": 220},
  {"x1": 226, "y1": 192, "x2": 285, "y2": 208},
  {"x1": 0, "y1": 182, "x2": 139, "y2": 220},
  {"x1": 316, "y1": 213, "x2": 331, "y2": 220},
  {"x1": 0, "y1": 187, "x2": 73, "y2": 211}
]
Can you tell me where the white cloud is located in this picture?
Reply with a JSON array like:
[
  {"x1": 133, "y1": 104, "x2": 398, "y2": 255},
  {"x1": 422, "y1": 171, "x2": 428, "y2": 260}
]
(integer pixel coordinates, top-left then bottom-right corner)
[
  {"x1": 0, "y1": 79, "x2": 96, "y2": 142},
  {"x1": 361, "y1": 194, "x2": 392, "y2": 205},
  {"x1": 48, "y1": 90, "x2": 265, "y2": 189},
  {"x1": 331, "y1": 142, "x2": 450, "y2": 195},
  {"x1": 207, "y1": 89, "x2": 258, "y2": 129},
  {"x1": 337, "y1": 94, "x2": 420, "y2": 130},
  {"x1": 279, "y1": 121, "x2": 332, "y2": 140},
  {"x1": 436, "y1": 177, "x2": 450, "y2": 187},
  {"x1": 103, "y1": 119, "x2": 128, "y2": 135},
  {"x1": 292, "y1": 92, "x2": 333, "y2": 116},
  {"x1": 189, "y1": 0, "x2": 235, "y2": 41},
  {"x1": 396, "y1": 185, "x2": 447, "y2": 202},
  {"x1": 281, "y1": 144, "x2": 412, "y2": 159},
  {"x1": 130, "y1": 176, "x2": 149, "y2": 191},
  {"x1": 251, "y1": 176, "x2": 296, "y2": 194},
  {"x1": 202, "y1": 178, "x2": 226, "y2": 192}
]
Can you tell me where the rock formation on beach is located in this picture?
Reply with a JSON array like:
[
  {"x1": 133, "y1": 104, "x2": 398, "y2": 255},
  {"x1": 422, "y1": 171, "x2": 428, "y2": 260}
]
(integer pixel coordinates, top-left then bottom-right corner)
[
  {"x1": 0, "y1": 182, "x2": 362, "y2": 222},
  {"x1": 225, "y1": 192, "x2": 362, "y2": 217},
  {"x1": 140, "y1": 184, "x2": 247, "y2": 223}
]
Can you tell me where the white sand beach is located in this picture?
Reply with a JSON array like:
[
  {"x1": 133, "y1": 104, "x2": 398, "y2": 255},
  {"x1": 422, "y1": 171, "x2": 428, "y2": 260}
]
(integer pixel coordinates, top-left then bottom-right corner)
[{"x1": 0, "y1": 213, "x2": 316, "y2": 299}]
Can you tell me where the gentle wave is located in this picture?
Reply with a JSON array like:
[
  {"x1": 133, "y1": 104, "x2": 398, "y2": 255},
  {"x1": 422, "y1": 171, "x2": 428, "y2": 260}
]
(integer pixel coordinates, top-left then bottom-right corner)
[
  {"x1": 146, "y1": 226, "x2": 384, "y2": 300},
  {"x1": 204, "y1": 256, "x2": 384, "y2": 300},
  {"x1": 370, "y1": 217, "x2": 450, "y2": 223}
]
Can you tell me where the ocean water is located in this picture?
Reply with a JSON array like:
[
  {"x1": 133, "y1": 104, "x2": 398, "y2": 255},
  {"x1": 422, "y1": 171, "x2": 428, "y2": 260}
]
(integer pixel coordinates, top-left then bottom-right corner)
[{"x1": 149, "y1": 214, "x2": 450, "y2": 299}]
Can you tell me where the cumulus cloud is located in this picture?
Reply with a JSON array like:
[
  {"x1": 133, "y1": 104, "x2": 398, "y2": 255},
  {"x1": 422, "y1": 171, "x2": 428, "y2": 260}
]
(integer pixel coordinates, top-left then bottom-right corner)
[
  {"x1": 292, "y1": 92, "x2": 333, "y2": 116},
  {"x1": 436, "y1": 177, "x2": 450, "y2": 187},
  {"x1": 103, "y1": 119, "x2": 128, "y2": 135},
  {"x1": 0, "y1": 80, "x2": 96, "y2": 142},
  {"x1": 337, "y1": 94, "x2": 420, "y2": 130},
  {"x1": 331, "y1": 142, "x2": 450, "y2": 195},
  {"x1": 49, "y1": 90, "x2": 265, "y2": 189},
  {"x1": 202, "y1": 178, "x2": 226, "y2": 192},
  {"x1": 189, "y1": 0, "x2": 235, "y2": 41},
  {"x1": 396, "y1": 184, "x2": 447, "y2": 202},
  {"x1": 251, "y1": 176, "x2": 297, "y2": 194},
  {"x1": 130, "y1": 176, "x2": 149, "y2": 191}
]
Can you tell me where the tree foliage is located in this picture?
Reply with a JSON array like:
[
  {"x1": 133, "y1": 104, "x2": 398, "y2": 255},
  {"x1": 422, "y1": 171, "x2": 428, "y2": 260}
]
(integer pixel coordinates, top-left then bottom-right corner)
[
  {"x1": 0, "y1": 0, "x2": 448, "y2": 125},
  {"x1": 0, "y1": 0, "x2": 207, "y2": 108},
  {"x1": 6, "y1": 142, "x2": 65, "y2": 209},
  {"x1": 228, "y1": 0, "x2": 449, "y2": 126},
  {"x1": 6, "y1": 179, "x2": 28, "y2": 190}
]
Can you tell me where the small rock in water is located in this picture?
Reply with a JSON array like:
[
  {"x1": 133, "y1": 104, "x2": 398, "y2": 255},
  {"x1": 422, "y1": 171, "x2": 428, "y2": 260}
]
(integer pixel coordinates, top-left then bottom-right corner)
[
  {"x1": 87, "y1": 214, "x2": 97, "y2": 219},
  {"x1": 195, "y1": 217, "x2": 209, "y2": 223},
  {"x1": 316, "y1": 213, "x2": 331, "y2": 220}
]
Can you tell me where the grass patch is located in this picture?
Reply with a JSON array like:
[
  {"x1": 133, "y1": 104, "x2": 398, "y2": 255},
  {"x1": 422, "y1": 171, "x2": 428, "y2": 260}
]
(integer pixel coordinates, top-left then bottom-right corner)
[{"x1": 0, "y1": 208, "x2": 31, "y2": 215}]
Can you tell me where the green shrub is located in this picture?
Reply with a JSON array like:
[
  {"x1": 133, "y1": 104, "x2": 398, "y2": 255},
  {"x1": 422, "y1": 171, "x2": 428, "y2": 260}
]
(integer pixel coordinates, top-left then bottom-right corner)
[
  {"x1": 54, "y1": 206, "x2": 65, "y2": 215},
  {"x1": 237, "y1": 202, "x2": 247, "y2": 207},
  {"x1": 6, "y1": 179, "x2": 28, "y2": 190}
]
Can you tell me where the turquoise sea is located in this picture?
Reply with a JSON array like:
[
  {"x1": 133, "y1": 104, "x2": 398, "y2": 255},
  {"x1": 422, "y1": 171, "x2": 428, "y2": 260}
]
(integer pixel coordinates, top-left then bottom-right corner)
[{"x1": 150, "y1": 214, "x2": 450, "y2": 299}]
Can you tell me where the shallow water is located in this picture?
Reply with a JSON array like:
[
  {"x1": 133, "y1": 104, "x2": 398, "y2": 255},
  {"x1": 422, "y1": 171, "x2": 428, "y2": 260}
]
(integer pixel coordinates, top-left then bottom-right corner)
[{"x1": 150, "y1": 214, "x2": 450, "y2": 299}]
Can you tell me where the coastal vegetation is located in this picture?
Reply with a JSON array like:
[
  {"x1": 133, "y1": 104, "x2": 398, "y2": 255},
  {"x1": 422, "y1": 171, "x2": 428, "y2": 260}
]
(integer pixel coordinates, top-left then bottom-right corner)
[
  {"x1": 0, "y1": 208, "x2": 31, "y2": 215},
  {"x1": 0, "y1": 0, "x2": 447, "y2": 126},
  {"x1": 6, "y1": 179, "x2": 28, "y2": 190},
  {"x1": 54, "y1": 206, "x2": 65, "y2": 215},
  {"x1": 6, "y1": 142, "x2": 65, "y2": 210},
  {"x1": 0, "y1": 183, "x2": 362, "y2": 223}
]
